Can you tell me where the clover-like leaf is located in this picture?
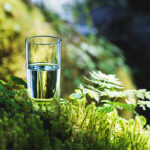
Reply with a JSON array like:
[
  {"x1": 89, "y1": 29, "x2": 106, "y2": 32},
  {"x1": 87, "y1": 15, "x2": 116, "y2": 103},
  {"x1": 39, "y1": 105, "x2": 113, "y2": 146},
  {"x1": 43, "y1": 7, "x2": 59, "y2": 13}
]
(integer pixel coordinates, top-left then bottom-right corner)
[
  {"x1": 11, "y1": 76, "x2": 27, "y2": 88},
  {"x1": 69, "y1": 93, "x2": 82, "y2": 99}
]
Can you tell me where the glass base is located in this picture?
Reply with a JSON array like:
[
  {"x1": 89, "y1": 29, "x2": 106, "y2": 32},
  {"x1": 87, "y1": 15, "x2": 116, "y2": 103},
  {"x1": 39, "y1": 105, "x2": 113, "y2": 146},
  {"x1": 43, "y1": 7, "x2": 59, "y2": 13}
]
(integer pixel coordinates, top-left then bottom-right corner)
[
  {"x1": 31, "y1": 97, "x2": 60, "y2": 111},
  {"x1": 31, "y1": 97, "x2": 59, "y2": 102}
]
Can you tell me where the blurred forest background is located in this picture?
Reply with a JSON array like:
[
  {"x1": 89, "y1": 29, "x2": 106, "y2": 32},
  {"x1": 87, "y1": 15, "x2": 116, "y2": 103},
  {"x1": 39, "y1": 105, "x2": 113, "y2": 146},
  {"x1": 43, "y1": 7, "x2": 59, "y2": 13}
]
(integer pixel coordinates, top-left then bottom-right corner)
[{"x1": 0, "y1": 0, "x2": 150, "y2": 119}]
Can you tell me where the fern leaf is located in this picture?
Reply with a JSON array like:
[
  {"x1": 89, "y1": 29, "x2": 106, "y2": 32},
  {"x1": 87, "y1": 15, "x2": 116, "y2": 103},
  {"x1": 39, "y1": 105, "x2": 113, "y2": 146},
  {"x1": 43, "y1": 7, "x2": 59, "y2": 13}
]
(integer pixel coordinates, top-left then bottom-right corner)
[
  {"x1": 96, "y1": 105, "x2": 115, "y2": 113},
  {"x1": 137, "y1": 100, "x2": 150, "y2": 110},
  {"x1": 85, "y1": 76, "x2": 123, "y2": 89},
  {"x1": 84, "y1": 84, "x2": 100, "y2": 93},
  {"x1": 100, "y1": 82, "x2": 123, "y2": 89},
  {"x1": 101, "y1": 90, "x2": 126, "y2": 98},
  {"x1": 84, "y1": 77, "x2": 101, "y2": 85},
  {"x1": 135, "y1": 89, "x2": 146, "y2": 99},
  {"x1": 90, "y1": 71, "x2": 123, "y2": 86},
  {"x1": 80, "y1": 85, "x2": 100, "y2": 102},
  {"x1": 107, "y1": 102, "x2": 137, "y2": 114},
  {"x1": 125, "y1": 98, "x2": 136, "y2": 105},
  {"x1": 145, "y1": 92, "x2": 150, "y2": 100}
]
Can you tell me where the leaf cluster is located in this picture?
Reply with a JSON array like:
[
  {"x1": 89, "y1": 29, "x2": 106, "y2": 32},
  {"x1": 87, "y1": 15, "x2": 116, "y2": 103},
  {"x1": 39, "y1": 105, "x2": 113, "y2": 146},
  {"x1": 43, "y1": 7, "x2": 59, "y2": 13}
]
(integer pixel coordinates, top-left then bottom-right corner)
[{"x1": 70, "y1": 71, "x2": 150, "y2": 114}]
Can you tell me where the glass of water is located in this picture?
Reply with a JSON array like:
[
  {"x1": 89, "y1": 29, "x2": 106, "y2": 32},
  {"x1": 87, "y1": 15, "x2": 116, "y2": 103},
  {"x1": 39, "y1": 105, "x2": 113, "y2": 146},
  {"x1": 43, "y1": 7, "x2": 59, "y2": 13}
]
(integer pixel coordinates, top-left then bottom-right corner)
[{"x1": 26, "y1": 35, "x2": 61, "y2": 101}]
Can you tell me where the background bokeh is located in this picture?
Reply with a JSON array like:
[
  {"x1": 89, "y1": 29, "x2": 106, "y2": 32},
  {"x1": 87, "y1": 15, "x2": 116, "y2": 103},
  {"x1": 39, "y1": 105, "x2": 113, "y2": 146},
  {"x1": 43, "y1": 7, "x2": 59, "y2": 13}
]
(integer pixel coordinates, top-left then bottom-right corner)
[{"x1": 1, "y1": 0, "x2": 150, "y2": 120}]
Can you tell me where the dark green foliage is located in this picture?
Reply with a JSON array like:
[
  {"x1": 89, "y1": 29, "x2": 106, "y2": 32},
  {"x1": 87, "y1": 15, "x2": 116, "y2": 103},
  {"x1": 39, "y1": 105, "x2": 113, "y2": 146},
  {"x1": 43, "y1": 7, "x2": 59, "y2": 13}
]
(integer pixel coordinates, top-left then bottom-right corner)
[{"x1": 0, "y1": 80, "x2": 20, "y2": 109}]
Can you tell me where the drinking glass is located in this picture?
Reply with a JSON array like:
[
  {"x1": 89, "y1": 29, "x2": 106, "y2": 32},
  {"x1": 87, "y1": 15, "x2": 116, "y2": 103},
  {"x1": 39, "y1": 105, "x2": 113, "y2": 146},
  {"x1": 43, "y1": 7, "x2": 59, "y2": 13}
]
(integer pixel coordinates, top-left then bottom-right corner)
[{"x1": 25, "y1": 35, "x2": 61, "y2": 101}]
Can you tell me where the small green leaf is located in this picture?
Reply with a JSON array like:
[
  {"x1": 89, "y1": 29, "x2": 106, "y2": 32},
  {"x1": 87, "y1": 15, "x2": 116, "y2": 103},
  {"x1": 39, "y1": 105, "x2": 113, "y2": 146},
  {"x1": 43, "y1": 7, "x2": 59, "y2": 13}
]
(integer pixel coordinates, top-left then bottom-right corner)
[
  {"x1": 0, "y1": 83, "x2": 6, "y2": 92},
  {"x1": 0, "y1": 80, "x2": 7, "y2": 85},
  {"x1": 107, "y1": 102, "x2": 137, "y2": 114},
  {"x1": 69, "y1": 93, "x2": 82, "y2": 99},
  {"x1": 11, "y1": 76, "x2": 27, "y2": 88},
  {"x1": 101, "y1": 100, "x2": 111, "y2": 103},
  {"x1": 97, "y1": 105, "x2": 114, "y2": 113},
  {"x1": 6, "y1": 91, "x2": 19, "y2": 96},
  {"x1": 75, "y1": 89, "x2": 82, "y2": 93},
  {"x1": 136, "y1": 116, "x2": 146, "y2": 127},
  {"x1": 139, "y1": 116, "x2": 147, "y2": 126},
  {"x1": 88, "y1": 92, "x2": 93, "y2": 99},
  {"x1": 59, "y1": 99, "x2": 67, "y2": 104},
  {"x1": 23, "y1": 100, "x2": 31, "y2": 106},
  {"x1": 129, "y1": 119, "x2": 135, "y2": 126},
  {"x1": 5, "y1": 99, "x2": 20, "y2": 109}
]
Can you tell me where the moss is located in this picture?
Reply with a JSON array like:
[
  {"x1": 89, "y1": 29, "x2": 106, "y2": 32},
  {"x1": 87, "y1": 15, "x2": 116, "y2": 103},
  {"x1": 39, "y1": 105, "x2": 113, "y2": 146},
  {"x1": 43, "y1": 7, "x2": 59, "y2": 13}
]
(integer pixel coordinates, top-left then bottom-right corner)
[
  {"x1": 0, "y1": 85, "x2": 150, "y2": 150},
  {"x1": 0, "y1": 0, "x2": 56, "y2": 81}
]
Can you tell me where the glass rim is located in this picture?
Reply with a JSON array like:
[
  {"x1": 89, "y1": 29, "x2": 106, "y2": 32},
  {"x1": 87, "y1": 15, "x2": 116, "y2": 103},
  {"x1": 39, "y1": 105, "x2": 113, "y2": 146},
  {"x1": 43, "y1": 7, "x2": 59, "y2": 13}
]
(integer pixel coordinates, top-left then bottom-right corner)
[{"x1": 26, "y1": 35, "x2": 62, "y2": 45}]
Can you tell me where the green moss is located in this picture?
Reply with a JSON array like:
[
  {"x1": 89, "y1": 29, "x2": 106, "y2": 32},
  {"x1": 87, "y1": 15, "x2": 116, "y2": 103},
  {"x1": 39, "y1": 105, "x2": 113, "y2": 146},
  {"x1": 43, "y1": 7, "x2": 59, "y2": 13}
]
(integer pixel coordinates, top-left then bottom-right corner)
[
  {"x1": 0, "y1": 73, "x2": 150, "y2": 150},
  {"x1": 0, "y1": 0, "x2": 56, "y2": 81}
]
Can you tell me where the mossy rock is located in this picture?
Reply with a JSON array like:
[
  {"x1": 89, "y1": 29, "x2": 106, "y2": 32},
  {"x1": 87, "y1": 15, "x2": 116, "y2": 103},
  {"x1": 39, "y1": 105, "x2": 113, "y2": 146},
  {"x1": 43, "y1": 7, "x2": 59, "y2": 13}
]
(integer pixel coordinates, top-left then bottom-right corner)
[{"x1": 0, "y1": 0, "x2": 135, "y2": 99}]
